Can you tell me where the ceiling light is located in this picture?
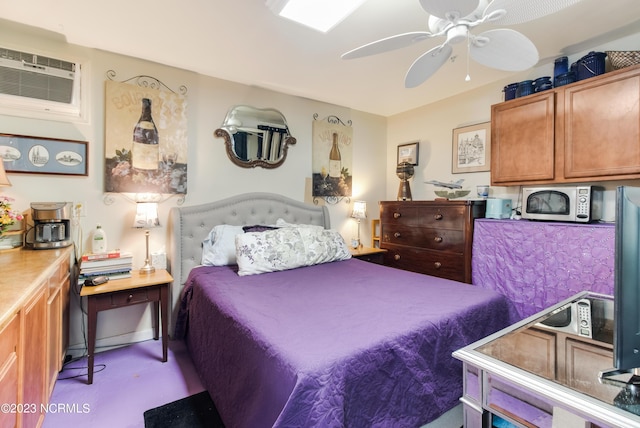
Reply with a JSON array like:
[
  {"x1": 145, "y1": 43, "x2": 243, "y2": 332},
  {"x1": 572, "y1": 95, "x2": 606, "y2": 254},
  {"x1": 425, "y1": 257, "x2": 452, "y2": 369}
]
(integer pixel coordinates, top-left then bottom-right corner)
[{"x1": 266, "y1": 0, "x2": 366, "y2": 33}]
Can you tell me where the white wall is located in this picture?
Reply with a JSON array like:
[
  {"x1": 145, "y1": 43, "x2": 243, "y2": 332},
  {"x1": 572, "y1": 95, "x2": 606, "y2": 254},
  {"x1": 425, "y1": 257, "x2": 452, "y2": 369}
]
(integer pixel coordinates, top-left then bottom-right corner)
[{"x1": 0, "y1": 23, "x2": 387, "y2": 355}]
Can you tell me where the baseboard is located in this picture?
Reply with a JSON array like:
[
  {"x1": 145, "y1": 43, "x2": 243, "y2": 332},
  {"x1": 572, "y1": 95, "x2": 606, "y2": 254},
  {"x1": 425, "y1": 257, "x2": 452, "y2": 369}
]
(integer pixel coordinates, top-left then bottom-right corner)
[{"x1": 65, "y1": 328, "x2": 156, "y2": 359}]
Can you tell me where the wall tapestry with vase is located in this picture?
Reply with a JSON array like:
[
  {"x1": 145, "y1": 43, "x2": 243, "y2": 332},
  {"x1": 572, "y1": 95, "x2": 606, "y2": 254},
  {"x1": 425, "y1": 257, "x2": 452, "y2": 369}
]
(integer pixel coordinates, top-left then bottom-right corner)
[
  {"x1": 104, "y1": 76, "x2": 188, "y2": 196},
  {"x1": 311, "y1": 115, "x2": 353, "y2": 203}
]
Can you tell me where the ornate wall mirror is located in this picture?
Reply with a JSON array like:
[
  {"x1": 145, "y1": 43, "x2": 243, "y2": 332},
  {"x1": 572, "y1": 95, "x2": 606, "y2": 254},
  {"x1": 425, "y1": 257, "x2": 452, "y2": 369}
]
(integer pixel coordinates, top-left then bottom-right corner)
[{"x1": 215, "y1": 105, "x2": 296, "y2": 169}]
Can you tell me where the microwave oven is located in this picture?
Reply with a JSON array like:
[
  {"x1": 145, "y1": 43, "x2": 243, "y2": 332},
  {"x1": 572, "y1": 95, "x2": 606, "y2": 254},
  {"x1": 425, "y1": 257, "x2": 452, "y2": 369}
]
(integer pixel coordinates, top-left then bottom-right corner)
[
  {"x1": 535, "y1": 298, "x2": 606, "y2": 339},
  {"x1": 521, "y1": 185, "x2": 604, "y2": 223}
]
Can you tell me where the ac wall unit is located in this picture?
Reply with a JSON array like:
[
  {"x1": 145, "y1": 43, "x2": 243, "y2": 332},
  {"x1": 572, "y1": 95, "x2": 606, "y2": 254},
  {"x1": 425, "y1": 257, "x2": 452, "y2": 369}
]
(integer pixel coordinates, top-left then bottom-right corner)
[{"x1": 0, "y1": 47, "x2": 83, "y2": 119}]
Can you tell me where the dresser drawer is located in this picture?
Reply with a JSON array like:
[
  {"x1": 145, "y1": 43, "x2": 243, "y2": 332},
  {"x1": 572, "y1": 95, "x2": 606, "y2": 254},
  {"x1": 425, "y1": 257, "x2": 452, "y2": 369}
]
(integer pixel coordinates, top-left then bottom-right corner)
[
  {"x1": 380, "y1": 204, "x2": 467, "y2": 229},
  {"x1": 381, "y1": 225, "x2": 465, "y2": 252},
  {"x1": 382, "y1": 244, "x2": 465, "y2": 281}
]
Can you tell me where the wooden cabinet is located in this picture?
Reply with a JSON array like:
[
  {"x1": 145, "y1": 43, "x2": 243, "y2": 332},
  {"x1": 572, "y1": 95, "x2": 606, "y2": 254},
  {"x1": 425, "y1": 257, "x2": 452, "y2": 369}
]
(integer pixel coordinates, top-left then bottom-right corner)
[
  {"x1": 379, "y1": 200, "x2": 485, "y2": 283},
  {"x1": 0, "y1": 314, "x2": 19, "y2": 428},
  {"x1": 491, "y1": 64, "x2": 640, "y2": 185},
  {"x1": 0, "y1": 247, "x2": 72, "y2": 428},
  {"x1": 492, "y1": 92, "x2": 556, "y2": 184},
  {"x1": 47, "y1": 258, "x2": 70, "y2": 397},
  {"x1": 21, "y1": 286, "x2": 47, "y2": 428}
]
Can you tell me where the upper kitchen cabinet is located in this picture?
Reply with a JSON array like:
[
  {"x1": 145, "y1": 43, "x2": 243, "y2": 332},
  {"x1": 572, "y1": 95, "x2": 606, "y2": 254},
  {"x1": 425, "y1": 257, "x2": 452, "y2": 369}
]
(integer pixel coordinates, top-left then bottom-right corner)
[
  {"x1": 491, "y1": 64, "x2": 640, "y2": 186},
  {"x1": 491, "y1": 92, "x2": 556, "y2": 184}
]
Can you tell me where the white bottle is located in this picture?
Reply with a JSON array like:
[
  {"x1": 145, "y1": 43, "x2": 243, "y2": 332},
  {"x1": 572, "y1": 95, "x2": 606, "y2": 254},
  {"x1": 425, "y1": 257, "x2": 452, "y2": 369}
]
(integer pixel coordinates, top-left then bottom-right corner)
[{"x1": 92, "y1": 224, "x2": 107, "y2": 254}]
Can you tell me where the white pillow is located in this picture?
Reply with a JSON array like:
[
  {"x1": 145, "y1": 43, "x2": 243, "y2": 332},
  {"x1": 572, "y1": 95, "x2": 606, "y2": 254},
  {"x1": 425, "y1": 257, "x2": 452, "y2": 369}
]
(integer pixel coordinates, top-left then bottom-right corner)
[
  {"x1": 235, "y1": 226, "x2": 351, "y2": 276},
  {"x1": 201, "y1": 225, "x2": 244, "y2": 266}
]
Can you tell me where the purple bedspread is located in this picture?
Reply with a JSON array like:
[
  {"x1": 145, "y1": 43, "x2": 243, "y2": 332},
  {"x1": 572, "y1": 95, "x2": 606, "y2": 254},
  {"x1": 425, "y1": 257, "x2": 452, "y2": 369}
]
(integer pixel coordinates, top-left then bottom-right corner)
[{"x1": 176, "y1": 258, "x2": 511, "y2": 428}]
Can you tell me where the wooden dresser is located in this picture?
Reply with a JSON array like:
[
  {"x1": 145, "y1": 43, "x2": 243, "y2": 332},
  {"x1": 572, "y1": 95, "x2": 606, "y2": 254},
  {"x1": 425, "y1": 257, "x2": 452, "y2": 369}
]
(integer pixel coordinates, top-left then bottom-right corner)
[{"x1": 379, "y1": 200, "x2": 485, "y2": 283}]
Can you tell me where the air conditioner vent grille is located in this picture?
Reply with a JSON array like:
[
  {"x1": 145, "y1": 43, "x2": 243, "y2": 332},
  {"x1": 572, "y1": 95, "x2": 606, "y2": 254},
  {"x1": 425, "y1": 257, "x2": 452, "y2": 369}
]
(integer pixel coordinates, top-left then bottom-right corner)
[
  {"x1": 0, "y1": 48, "x2": 76, "y2": 72},
  {"x1": 0, "y1": 68, "x2": 73, "y2": 103}
]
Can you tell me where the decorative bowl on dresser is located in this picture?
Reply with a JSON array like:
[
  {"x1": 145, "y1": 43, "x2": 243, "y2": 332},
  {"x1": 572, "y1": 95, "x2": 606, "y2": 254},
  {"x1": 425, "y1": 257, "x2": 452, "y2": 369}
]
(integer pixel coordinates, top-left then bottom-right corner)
[{"x1": 379, "y1": 200, "x2": 485, "y2": 283}]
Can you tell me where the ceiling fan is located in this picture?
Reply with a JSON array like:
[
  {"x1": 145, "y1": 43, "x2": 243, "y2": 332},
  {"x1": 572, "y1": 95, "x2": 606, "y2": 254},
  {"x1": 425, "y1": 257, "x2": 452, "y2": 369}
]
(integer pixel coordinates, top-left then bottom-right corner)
[{"x1": 342, "y1": 0, "x2": 583, "y2": 88}]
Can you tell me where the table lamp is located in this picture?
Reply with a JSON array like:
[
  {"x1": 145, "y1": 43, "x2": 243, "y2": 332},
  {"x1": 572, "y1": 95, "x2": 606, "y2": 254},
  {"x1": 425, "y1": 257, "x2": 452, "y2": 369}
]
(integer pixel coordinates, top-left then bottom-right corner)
[
  {"x1": 351, "y1": 200, "x2": 367, "y2": 249},
  {"x1": 133, "y1": 202, "x2": 160, "y2": 274}
]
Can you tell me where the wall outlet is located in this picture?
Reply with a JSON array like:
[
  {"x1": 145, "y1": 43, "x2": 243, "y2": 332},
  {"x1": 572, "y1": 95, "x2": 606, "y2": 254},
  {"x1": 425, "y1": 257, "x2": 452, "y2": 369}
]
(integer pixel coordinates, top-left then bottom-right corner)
[{"x1": 74, "y1": 202, "x2": 87, "y2": 218}]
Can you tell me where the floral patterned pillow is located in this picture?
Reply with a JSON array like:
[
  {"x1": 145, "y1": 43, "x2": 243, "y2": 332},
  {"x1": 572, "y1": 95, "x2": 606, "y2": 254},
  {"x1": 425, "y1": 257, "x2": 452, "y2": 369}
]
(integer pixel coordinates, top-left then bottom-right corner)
[
  {"x1": 201, "y1": 224, "x2": 244, "y2": 266},
  {"x1": 235, "y1": 226, "x2": 351, "y2": 276}
]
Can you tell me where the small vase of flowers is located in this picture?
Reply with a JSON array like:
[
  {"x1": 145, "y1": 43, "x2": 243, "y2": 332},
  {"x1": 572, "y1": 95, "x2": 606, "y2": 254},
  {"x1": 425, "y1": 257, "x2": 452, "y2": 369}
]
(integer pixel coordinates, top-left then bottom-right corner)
[{"x1": 0, "y1": 197, "x2": 24, "y2": 248}]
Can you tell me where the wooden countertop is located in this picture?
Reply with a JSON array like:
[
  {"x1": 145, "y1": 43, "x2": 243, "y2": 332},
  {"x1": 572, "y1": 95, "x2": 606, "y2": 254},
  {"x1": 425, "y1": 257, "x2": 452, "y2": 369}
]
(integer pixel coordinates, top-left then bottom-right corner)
[{"x1": 0, "y1": 246, "x2": 74, "y2": 328}]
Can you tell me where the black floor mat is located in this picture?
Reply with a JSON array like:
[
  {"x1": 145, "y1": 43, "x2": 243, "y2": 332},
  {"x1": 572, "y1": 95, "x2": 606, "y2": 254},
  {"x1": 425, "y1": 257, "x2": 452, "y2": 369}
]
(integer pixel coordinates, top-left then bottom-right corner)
[{"x1": 143, "y1": 391, "x2": 225, "y2": 428}]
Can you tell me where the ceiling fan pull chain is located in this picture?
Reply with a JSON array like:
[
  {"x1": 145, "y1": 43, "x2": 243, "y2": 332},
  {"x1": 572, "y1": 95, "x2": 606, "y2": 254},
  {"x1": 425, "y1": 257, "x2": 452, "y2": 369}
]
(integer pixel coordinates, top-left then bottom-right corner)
[{"x1": 465, "y1": 31, "x2": 471, "y2": 81}]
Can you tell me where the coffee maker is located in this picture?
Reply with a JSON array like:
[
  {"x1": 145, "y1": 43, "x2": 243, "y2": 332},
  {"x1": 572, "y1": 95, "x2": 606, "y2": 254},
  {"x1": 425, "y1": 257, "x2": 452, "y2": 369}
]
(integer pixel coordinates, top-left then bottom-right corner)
[{"x1": 28, "y1": 202, "x2": 73, "y2": 249}]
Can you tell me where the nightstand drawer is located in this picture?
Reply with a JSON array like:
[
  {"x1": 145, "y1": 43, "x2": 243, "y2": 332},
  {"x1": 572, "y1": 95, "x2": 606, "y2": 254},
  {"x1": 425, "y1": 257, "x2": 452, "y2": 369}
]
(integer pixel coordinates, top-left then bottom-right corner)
[
  {"x1": 93, "y1": 286, "x2": 161, "y2": 310},
  {"x1": 111, "y1": 287, "x2": 160, "y2": 306}
]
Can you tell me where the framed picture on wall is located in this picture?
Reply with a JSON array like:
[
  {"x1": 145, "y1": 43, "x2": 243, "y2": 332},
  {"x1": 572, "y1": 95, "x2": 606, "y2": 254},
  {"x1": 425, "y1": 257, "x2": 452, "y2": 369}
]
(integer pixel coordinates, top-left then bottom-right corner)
[
  {"x1": 397, "y1": 142, "x2": 419, "y2": 166},
  {"x1": 0, "y1": 133, "x2": 88, "y2": 176},
  {"x1": 452, "y1": 122, "x2": 491, "y2": 173}
]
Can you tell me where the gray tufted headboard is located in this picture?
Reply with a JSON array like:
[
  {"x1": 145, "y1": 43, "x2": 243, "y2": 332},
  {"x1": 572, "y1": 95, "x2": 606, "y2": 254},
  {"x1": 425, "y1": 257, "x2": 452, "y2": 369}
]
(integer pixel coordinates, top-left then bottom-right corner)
[{"x1": 167, "y1": 192, "x2": 330, "y2": 335}]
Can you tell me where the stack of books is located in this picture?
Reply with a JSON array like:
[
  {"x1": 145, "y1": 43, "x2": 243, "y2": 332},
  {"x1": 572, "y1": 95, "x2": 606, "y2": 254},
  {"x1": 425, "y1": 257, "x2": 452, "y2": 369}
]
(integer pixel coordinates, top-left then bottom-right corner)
[{"x1": 79, "y1": 250, "x2": 133, "y2": 282}]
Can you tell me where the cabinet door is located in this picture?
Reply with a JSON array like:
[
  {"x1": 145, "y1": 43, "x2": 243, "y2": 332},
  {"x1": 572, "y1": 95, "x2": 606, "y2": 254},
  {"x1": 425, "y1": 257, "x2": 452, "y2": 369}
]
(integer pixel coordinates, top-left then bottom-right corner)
[
  {"x1": 21, "y1": 287, "x2": 47, "y2": 428},
  {"x1": 47, "y1": 259, "x2": 70, "y2": 397},
  {"x1": 0, "y1": 315, "x2": 19, "y2": 428},
  {"x1": 46, "y1": 285, "x2": 61, "y2": 397},
  {"x1": 491, "y1": 92, "x2": 556, "y2": 184},
  {"x1": 564, "y1": 69, "x2": 640, "y2": 178}
]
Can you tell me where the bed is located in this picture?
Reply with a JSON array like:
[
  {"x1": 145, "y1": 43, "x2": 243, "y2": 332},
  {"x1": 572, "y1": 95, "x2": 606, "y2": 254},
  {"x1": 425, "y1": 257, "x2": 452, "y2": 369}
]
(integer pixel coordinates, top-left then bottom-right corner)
[{"x1": 169, "y1": 193, "x2": 512, "y2": 428}]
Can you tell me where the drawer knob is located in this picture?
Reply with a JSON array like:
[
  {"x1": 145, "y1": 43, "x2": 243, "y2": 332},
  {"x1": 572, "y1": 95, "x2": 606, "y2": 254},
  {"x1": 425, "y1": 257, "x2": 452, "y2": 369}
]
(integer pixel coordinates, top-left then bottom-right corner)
[
  {"x1": 128, "y1": 294, "x2": 133, "y2": 300},
  {"x1": 394, "y1": 254, "x2": 401, "y2": 261},
  {"x1": 434, "y1": 262, "x2": 442, "y2": 269},
  {"x1": 434, "y1": 213, "x2": 443, "y2": 220},
  {"x1": 434, "y1": 236, "x2": 443, "y2": 243},
  {"x1": 394, "y1": 232, "x2": 401, "y2": 238},
  {"x1": 393, "y1": 212, "x2": 401, "y2": 219}
]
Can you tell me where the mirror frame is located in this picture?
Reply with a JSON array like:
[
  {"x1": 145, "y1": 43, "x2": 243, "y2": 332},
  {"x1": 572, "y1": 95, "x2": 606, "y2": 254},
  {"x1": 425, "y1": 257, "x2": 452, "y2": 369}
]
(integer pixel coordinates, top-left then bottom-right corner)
[{"x1": 215, "y1": 106, "x2": 297, "y2": 169}]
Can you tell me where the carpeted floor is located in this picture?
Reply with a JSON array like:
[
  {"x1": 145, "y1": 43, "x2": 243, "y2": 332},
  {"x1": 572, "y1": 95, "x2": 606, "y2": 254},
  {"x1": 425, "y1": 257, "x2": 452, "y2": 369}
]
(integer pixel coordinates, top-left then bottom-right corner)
[
  {"x1": 143, "y1": 391, "x2": 225, "y2": 428},
  {"x1": 43, "y1": 339, "x2": 206, "y2": 428}
]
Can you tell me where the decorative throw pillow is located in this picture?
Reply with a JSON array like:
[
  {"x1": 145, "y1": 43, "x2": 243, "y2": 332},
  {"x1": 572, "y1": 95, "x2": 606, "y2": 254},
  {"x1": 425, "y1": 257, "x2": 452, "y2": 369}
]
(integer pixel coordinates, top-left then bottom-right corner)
[
  {"x1": 235, "y1": 226, "x2": 351, "y2": 276},
  {"x1": 275, "y1": 218, "x2": 324, "y2": 230},
  {"x1": 201, "y1": 225, "x2": 245, "y2": 266}
]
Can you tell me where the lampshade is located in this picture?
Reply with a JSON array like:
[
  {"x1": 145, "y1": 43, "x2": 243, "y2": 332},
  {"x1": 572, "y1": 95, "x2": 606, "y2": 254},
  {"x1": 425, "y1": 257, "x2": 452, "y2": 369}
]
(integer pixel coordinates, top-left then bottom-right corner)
[
  {"x1": 266, "y1": 0, "x2": 366, "y2": 32},
  {"x1": 0, "y1": 160, "x2": 11, "y2": 187},
  {"x1": 133, "y1": 202, "x2": 160, "y2": 228},
  {"x1": 351, "y1": 201, "x2": 367, "y2": 220}
]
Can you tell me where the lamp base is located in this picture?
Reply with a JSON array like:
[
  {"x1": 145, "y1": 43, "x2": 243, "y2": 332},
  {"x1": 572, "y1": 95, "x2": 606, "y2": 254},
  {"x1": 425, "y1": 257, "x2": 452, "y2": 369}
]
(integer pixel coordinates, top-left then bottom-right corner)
[
  {"x1": 140, "y1": 228, "x2": 155, "y2": 274},
  {"x1": 139, "y1": 263, "x2": 156, "y2": 274}
]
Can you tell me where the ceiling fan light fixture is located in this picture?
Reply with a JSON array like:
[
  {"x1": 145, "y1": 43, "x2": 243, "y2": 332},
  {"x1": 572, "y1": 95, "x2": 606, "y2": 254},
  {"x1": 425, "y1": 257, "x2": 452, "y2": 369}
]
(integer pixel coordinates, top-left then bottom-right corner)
[{"x1": 266, "y1": 0, "x2": 366, "y2": 33}]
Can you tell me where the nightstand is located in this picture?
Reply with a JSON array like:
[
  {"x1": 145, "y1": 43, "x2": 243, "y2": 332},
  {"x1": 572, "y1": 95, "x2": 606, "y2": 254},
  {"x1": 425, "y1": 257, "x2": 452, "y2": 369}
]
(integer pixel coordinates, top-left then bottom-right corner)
[
  {"x1": 80, "y1": 269, "x2": 173, "y2": 384},
  {"x1": 350, "y1": 246, "x2": 387, "y2": 265}
]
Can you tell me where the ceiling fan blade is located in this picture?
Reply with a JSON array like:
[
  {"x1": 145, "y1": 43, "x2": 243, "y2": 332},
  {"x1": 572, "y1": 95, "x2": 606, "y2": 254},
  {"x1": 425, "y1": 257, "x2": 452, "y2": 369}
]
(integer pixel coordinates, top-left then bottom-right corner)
[
  {"x1": 342, "y1": 31, "x2": 432, "y2": 59},
  {"x1": 469, "y1": 29, "x2": 539, "y2": 71},
  {"x1": 484, "y1": 0, "x2": 583, "y2": 25},
  {"x1": 419, "y1": 0, "x2": 480, "y2": 20},
  {"x1": 405, "y1": 44, "x2": 453, "y2": 88}
]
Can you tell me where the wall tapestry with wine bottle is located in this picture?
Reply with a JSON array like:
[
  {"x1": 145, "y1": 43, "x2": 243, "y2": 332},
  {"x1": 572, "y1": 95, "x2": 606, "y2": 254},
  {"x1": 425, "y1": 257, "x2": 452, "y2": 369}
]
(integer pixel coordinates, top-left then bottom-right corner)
[
  {"x1": 311, "y1": 114, "x2": 353, "y2": 203},
  {"x1": 104, "y1": 77, "x2": 188, "y2": 195}
]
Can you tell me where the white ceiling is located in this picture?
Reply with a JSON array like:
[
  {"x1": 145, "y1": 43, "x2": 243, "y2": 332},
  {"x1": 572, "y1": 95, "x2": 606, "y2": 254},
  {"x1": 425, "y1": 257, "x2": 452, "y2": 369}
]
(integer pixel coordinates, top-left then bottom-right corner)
[{"x1": 2, "y1": 0, "x2": 640, "y2": 116}]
